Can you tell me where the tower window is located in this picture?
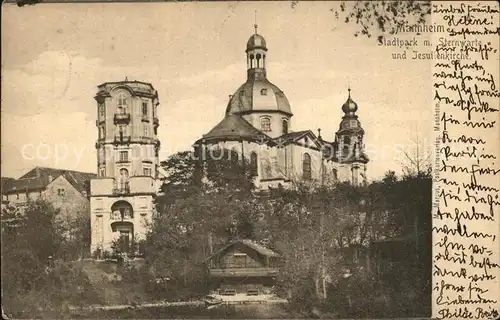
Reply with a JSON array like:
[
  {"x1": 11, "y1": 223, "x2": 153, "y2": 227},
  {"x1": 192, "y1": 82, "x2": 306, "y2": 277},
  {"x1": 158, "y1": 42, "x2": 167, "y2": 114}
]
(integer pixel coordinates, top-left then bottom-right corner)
[
  {"x1": 99, "y1": 166, "x2": 105, "y2": 177},
  {"x1": 117, "y1": 93, "x2": 128, "y2": 112},
  {"x1": 260, "y1": 117, "x2": 271, "y2": 132},
  {"x1": 119, "y1": 151, "x2": 129, "y2": 162},
  {"x1": 143, "y1": 163, "x2": 152, "y2": 177},
  {"x1": 261, "y1": 88, "x2": 267, "y2": 95},
  {"x1": 99, "y1": 103, "x2": 105, "y2": 118},
  {"x1": 99, "y1": 126, "x2": 105, "y2": 139},
  {"x1": 344, "y1": 136, "x2": 351, "y2": 145},
  {"x1": 343, "y1": 145, "x2": 349, "y2": 157},
  {"x1": 143, "y1": 124, "x2": 149, "y2": 136},
  {"x1": 99, "y1": 148, "x2": 105, "y2": 163},
  {"x1": 302, "y1": 153, "x2": 311, "y2": 180},
  {"x1": 142, "y1": 101, "x2": 148, "y2": 116},
  {"x1": 282, "y1": 119, "x2": 288, "y2": 134}
]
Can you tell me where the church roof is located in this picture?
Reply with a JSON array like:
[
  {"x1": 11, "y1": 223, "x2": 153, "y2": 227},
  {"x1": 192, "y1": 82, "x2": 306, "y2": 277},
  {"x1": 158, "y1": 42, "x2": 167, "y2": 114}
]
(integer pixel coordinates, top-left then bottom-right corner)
[
  {"x1": 277, "y1": 130, "x2": 311, "y2": 142},
  {"x1": 201, "y1": 114, "x2": 271, "y2": 143},
  {"x1": 225, "y1": 78, "x2": 292, "y2": 116}
]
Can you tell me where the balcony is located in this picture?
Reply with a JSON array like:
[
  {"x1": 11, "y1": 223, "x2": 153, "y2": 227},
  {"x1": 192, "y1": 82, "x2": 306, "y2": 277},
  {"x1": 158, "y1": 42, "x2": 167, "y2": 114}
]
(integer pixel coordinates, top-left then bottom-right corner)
[
  {"x1": 113, "y1": 182, "x2": 130, "y2": 195},
  {"x1": 114, "y1": 135, "x2": 131, "y2": 144},
  {"x1": 114, "y1": 113, "x2": 131, "y2": 124},
  {"x1": 209, "y1": 267, "x2": 279, "y2": 278}
]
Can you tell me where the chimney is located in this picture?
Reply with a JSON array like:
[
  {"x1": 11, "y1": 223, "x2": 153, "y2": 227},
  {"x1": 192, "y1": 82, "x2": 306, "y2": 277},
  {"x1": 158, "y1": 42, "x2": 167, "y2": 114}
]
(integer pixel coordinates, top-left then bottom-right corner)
[{"x1": 48, "y1": 175, "x2": 53, "y2": 182}]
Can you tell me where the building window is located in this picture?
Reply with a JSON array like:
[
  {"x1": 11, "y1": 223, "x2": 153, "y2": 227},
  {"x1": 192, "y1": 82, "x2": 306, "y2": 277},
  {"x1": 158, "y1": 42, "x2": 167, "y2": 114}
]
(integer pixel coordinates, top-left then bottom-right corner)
[
  {"x1": 99, "y1": 166, "x2": 105, "y2": 177},
  {"x1": 303, "y1": 153, "x2": 312, "y2": 180},
  {"x1": 119, "y1": 151, "x2": 129, "y2": 162},
  {"x1": 343, "y1": 145, "x2": 349, "y2": 157},
  {"x1": 282, "y1": 119, "x2": 288, "y2": 135},
  {"x1": 57, "y1": 188, "x2": 65, "y2": 197},
  {"x1": 117, "y1": 93, "x2": 127, "y2": 112},
  {"x1": 99, "y1": 126, "x2": 105, "y2": 139},
  {"x1": 332, "y1": 168, "x2": 338, "y2": 181},
  {"x1": 260, "y1": 117, "x2": 271, "y2": 132},
  {"x1": 143, "y1": 124, "x2": 149, "y2": 136},
  {"x1": 119, "y1": 169, "x2": 129, "y2": 187},
  {"x1": 142, "y1": 101, "x2": 148, "y2": 116},
  {"x1": 99, "y1": 103, "x2": 105, "y2": 118},
  {"x1": 250, "y1": 152, "x2": 258, "y2": 176},
  {"x1": 143, "y1": 164, "x2": 152, "y2": 176},
  {"x1": 260, "y1": 88, "x2": 267, "y2": 95},
  {"x1": 16, "y1": 193, "x2": 19, "y2": 200}
]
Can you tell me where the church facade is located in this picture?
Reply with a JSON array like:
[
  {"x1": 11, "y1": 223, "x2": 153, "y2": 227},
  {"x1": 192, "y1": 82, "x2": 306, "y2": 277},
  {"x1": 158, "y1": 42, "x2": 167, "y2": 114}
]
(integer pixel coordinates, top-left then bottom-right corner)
[{"x1": 195, "y1": 28, "x2": 369, "y2": 189}]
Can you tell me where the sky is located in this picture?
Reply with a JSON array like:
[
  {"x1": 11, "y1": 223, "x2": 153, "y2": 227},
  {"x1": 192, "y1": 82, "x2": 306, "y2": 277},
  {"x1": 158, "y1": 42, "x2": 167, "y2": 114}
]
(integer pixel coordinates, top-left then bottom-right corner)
[{"x1": 1, "y1": 1, "x2": 433, "y2": 181}]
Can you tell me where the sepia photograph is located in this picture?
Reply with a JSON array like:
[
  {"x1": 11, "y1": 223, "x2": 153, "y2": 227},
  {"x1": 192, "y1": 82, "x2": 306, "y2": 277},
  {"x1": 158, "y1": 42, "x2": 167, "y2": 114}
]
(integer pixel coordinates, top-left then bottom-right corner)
[{"x1": 3, "y1": 0, "x2": 497, "y2": 319}]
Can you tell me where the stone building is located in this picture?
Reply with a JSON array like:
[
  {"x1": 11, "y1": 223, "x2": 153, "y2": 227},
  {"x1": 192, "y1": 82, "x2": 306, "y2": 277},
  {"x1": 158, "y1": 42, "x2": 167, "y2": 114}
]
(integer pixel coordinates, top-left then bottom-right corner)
[
  {"x1": 195, "y1": 27, "x2": 369, "y2": 189},
  {"x1": 90, "y1": 80, "x2": 161, "y2": 256},
  {"x1": 1, "y1": 166, "x2": 95, "y2": 221}
]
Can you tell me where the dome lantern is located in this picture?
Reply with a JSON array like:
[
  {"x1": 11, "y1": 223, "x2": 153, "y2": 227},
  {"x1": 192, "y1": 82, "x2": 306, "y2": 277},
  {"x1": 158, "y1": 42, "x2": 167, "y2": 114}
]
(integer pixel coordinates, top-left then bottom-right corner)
[{"x1": 246, "y1": 24, "x2": 268, "y2": 80}]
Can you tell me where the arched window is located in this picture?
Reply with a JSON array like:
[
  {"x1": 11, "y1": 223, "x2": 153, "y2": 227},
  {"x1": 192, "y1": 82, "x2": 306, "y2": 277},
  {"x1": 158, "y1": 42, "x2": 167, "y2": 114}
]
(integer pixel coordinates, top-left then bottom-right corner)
[
  {"x1": 230, "y1": 147, "x2": 240, "y2": 163},
  {"x1": 111, "y1": 200, "x2": 133, "y2": 220},
  {"x1": 260, "y1": 117, "x2": 271, "y2": 132},
  {"x1": 250, "y1": 152, "x2": 258, "y2": 176},
  {"x1": 344, "y1": 136, "x2": 351, "y2": 146},
  {"x1": 256, "y1": 54, "x2": 262, "y2": 68},
  {"x1": 302, "y1": 153, "x2": 311, "y2": 180},
  {"x1": 282, "y1": 119, "x2": 289, "y2": 135},
  {"x1": 119, "y1": 168, "x2": 129, "y2": 187},
  {"x1": 343, "y1": 145, "x2": 349, "y2": 157}
]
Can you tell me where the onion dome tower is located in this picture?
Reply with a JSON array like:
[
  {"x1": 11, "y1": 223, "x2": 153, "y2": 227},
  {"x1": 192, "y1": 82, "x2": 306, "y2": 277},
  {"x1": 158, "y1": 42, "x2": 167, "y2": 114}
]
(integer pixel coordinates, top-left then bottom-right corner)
[{"x1": 335, "y1": 88, "x2": 369, "y2": 185}]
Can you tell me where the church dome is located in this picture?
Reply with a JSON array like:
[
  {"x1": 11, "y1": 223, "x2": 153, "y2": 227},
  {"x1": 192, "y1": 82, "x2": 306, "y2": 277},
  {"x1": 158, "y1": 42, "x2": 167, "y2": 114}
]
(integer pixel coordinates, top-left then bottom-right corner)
[
  {"x1": 246, "y1": 34, "x2": 267, "y2": 51},
  {"x1": 342, "y1": 89, "x2": 358, "y2": 114},
  {"x1": 225, "y1": 78, "x2": 292, "y2": 115}
]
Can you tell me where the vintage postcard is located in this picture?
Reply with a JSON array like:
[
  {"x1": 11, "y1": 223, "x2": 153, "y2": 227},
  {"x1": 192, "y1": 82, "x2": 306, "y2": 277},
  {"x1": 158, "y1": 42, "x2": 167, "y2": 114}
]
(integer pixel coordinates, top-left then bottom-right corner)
[{"x1": 1, "y1": 1, "x2": 498, "y2": 319}]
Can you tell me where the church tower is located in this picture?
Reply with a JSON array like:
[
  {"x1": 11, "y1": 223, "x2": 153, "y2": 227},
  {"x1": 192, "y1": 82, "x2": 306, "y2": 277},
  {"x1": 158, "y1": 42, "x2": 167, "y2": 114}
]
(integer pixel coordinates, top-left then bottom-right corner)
[
  {"x1": 90, "y1": 80, "x2": 160, "y2": 257},
  {"x1": 335, "y1": 89, "x2": 369, "y2": 186}
]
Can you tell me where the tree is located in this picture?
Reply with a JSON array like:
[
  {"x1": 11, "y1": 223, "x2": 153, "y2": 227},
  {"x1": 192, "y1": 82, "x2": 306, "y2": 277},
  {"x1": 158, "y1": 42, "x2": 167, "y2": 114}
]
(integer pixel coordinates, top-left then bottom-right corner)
[
  {"x1": 1, "y1": 199, "x2": 100, "y2": 316},
  {"x1": 333, "y1": 1, "x2": 432, "y2": 40}
]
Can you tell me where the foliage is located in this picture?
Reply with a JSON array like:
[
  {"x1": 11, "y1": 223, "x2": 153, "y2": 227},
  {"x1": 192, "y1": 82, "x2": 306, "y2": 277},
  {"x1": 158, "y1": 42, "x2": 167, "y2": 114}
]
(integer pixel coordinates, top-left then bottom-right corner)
[
  {"x1": 333, "y1": 1, "x2": 432, "y2": 40},
  {"x1": 156, "y1": 149, "x2": 255, "y2": 212},
  {"x1": 147, "y1": 154, "x2": 432, "y2": 317},
  {"x1": 1, "y1": 200, "x2": 100, "y2": 317},
  {"x1": 59, "y1": 213, "x2": 92, "y2": 260}
]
